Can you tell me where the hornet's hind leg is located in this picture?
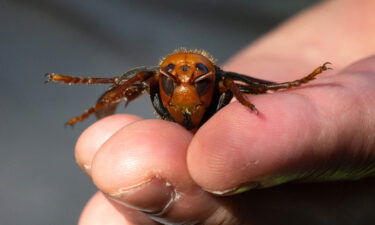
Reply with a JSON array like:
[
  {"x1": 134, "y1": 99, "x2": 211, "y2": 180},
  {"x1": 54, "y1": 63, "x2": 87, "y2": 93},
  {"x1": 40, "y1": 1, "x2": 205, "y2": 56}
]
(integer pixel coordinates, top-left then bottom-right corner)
[
  {"x1": 218, "y1": 62, "x2": 332, "y2": 115},
  {"x1": 264, "y1": 62, "x2": 332, "y2": 91}
]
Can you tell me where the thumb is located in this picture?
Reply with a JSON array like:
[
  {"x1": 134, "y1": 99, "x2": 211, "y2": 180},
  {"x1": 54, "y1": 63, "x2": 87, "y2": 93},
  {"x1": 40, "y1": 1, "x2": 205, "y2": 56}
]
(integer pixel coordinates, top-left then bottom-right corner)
[{"x1": 187, "y1": 56, "x2": 375, "y2": 194}]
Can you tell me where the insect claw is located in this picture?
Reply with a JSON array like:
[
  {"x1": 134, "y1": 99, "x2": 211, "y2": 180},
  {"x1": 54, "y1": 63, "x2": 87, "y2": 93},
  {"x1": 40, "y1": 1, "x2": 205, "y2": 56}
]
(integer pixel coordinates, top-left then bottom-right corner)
[
  {"x1": 64, "y1": 122, "x2": 74, "y2": 128},
  {"x1": 64, "y1": 119, "x2": 76, "y2": 128},
  {"x1": 44, "y1": 73, "x2": 53, "y2": 83},
  {"x1": 250, "y1": 104, "x2": 259, "y2": 115},
  {"x1": 322, "y1": 62, "x2": 333, "y2": 70}
]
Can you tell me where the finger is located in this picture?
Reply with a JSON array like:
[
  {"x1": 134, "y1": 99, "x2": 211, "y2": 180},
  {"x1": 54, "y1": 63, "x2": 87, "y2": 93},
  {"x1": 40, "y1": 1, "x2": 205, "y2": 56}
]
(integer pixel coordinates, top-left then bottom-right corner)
[
  {"x1": 78, "y1": 192, "x2": 158, "y2": 225},
  {"x1": 224, "y1": 0, "x2": 375, "y2": 79},
  {"x1": 187, "y1": 56, "x2": 375, "y2": 194},
  {"x1": 75, "y1": 114, "x2": 142, "y2": 175},
  {"x1": 90, "y1": 119, "x2": 244, "y2": 224}
]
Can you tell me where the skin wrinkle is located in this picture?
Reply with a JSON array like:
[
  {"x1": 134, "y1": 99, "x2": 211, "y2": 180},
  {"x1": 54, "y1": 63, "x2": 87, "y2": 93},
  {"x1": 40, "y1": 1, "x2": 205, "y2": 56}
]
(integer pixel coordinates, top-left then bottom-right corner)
[
  {"x1": 337, "y1": 72, "x2": 375, "y2": 156},
  {"x1": 272, "y1": 88, "x2": 324, "y2": 155},
  {"x1": 338, "y1": 83, "x2": 366, "y2": 155},
  {"x1": 304, "y1": 77, "x2": 364, "y2": 156},
  {"x1": 285, "y1": 96, "x2": 320, "y2": 159},
  {"x1": 292, "y1": 82, "x2": 340, "y2": 160},
  {"x1": 141, "y1": 188, "x2": 179, "y2": 217},
  {"x1": 341, "y1": 60, "x2": 375, "y2": 156},
  {"x1": 260, "y1": 93, "x2": 324, "y2": 179},
  {"x1": 109, "y1": 178, "x2": 154, "y2": 197},
  {"x1": 322, "y1": 74, "x2": 368, "y2": 153},
  {"x1": 147, "y1": 189, "x2": 217, "y2": 224},
  {"x1": 302, "y1": 81, "x2": 352, "y2": 153}
]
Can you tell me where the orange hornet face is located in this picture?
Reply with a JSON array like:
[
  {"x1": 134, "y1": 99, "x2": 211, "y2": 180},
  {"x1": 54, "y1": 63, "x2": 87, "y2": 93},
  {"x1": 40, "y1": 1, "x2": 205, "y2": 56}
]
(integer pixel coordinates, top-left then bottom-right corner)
[{"x1": 159, "y1": 52, "x2": 216, "y2": 130}]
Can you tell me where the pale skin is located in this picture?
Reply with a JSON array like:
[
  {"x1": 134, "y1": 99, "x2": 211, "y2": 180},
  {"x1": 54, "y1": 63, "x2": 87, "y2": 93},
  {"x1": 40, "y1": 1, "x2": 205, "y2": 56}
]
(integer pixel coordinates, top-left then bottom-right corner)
[{"x1": 76, "y1": 0, "x2": 375, "y2": 224}]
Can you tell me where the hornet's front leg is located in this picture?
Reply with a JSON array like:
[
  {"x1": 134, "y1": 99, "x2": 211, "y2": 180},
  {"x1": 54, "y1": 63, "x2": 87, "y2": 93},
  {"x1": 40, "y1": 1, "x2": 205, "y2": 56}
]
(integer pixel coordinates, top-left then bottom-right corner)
[
  {"x1": 45, "y1": 73, "x2": 117, "y2": 84},
  {"x1": 46, "y1": 70, "x2": 155, "y2": 126},
  {"x1": 65, "y1": 83, "x2": 148, "y2": 126}
]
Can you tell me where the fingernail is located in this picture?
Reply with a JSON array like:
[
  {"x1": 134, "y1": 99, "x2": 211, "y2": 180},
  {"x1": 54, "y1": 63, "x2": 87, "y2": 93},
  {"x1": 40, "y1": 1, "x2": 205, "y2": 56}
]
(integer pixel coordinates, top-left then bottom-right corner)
[
  {"x1": 76, "y1": 162, "x2": 92, "y2": 178},
  {"x1": 82, "y1": 164, "x2": 91, "y2": 176},
  {"x1": 207, "y1": 182, "x2": 260, "y2": 196},
  {"x1": 107, "y1": 178, "x2": 176, "y2": 214}
]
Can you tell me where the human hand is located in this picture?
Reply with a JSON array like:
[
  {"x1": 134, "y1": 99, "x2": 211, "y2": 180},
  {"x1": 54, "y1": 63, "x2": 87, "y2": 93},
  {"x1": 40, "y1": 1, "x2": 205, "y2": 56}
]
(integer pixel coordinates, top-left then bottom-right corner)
[{"x1": 76, "y1": 0, "x2": 375, "y2": 224}]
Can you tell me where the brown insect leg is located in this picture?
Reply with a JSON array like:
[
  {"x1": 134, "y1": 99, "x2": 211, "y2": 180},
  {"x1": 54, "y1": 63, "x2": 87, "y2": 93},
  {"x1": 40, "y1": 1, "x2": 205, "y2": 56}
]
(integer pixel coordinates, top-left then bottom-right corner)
[
  {"x1": 108, "y1": 71, "x2": 153, "y2": 93},
  {"x1": 224, "y1": 79, "x2": 259, "y2": 114},
  {"x1": 65, "y1": 102, "x2": 111, "y2": 126},
  {"x1": 94, "y1": 84, "x2": 146, "y2": 119},
  {"x1": 65, "y1": 71, "x2": 154, "y2": 126},
  {"x1": 45, "y1": 73, "x2": 116, "y2": 84},
  {"x1": 236, "y1": 83, "x2": 268, "y2": 94},
  {"x1": 65, "y1": 86, "x2": 146, "y2": 126},
  {"x1": 265, "y1": 62, "x2": 332, "y2": 91}
]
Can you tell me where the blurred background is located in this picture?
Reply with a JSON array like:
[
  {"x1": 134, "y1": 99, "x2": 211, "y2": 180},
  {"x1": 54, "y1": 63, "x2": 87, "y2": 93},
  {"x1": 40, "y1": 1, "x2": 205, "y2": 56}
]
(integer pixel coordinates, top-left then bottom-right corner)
[{"x1": 0, "y1": 0, "x2": 321, "y2": 224}]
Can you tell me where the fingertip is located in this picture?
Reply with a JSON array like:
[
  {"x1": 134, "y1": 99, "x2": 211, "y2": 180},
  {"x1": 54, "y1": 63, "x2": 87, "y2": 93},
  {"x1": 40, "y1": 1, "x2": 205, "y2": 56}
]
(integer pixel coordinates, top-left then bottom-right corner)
[
  {"x1": 78, "y1": 192, "x2": 157, "y2": 225},
  {"x1": 341, "y1": 55, "x2": 375, "y2": 74},
  {"x1": 78, "y1": 192, "x2": 125, "y2": 225},
  {"x1": 75, "y1": 114, "x2": 142, "y2": 175},
  {"x1": 90, "y1": 119, "x2": 193, "y2": 198}
]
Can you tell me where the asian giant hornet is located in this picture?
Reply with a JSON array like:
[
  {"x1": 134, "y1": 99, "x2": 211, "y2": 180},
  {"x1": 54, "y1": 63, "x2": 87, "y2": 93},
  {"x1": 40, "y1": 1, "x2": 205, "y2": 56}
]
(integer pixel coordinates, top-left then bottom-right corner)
[{"x1": 46, "y1": 48, "x2": 331, "y2": 131}]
